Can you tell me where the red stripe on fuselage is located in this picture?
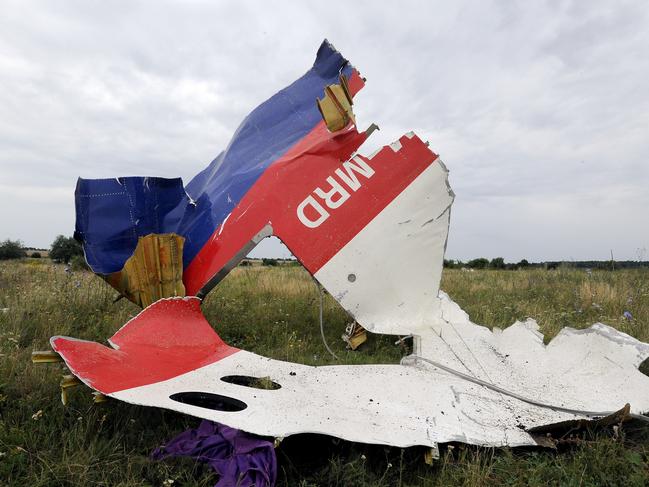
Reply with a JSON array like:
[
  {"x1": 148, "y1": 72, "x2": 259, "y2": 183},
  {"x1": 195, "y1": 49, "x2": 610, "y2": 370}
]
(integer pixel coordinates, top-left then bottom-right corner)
[
  {"x1": 183, "y1": 70, "x2": 439, "y2": 296},
  {"x1": 184, "y1": 70, "x2": 366, "y2": 294},
  {"x1": 275, "y1": 134, "x2": 438, "y2": 272}
]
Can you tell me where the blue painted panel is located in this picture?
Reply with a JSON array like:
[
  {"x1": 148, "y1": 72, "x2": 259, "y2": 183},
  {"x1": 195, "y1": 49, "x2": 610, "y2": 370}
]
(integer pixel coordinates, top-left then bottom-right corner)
[{"x1": 75, "y1": 41, "x2": 352, "y2": 274}]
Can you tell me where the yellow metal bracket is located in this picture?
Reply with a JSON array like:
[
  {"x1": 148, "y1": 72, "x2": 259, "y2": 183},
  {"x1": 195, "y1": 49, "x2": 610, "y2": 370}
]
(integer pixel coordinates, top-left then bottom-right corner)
[
  {"x1": 104, "y1": 233, "x2": 186, "y2": 308},
  {"x1": 317, "y1": 74, "x2": 355, "y2": 132},
  {"x1": 342, "y1": 322, "x2": 367, "y2": 350}
]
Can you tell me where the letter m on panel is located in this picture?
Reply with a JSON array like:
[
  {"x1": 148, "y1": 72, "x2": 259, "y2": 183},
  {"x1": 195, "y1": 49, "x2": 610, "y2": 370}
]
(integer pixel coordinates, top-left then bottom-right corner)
[{"x1": 334, "y1": 157, "x2": 375, "y2": 192}]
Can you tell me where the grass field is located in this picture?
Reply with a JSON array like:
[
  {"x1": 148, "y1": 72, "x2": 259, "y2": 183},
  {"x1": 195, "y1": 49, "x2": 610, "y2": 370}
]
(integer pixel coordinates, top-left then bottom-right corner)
[{"x1": 1, "y1": 259, "x2": 648, "y2": 486}]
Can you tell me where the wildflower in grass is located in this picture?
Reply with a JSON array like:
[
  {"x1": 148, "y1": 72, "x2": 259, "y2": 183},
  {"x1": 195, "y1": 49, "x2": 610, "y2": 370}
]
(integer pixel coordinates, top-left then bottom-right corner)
[
  {"x1": 623, "y1": 311, "x2": 633, "y2": 320},
  {"x1": 31, "y1": 409, "x2": 43, "y2": 420}
]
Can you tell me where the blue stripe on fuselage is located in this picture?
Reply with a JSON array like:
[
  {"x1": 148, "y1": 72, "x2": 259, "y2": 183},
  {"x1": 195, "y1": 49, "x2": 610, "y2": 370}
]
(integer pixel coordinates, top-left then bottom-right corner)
[{"x1": 75, "y1": 40, "x2": 352, "y2": 274}]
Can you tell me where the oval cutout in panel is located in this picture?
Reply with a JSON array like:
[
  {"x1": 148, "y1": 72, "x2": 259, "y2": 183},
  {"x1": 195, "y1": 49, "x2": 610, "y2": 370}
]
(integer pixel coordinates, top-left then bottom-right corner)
[
  {"x1": 169, "y1": 392, "x2": 247, "y2": 412},
  {"x1": 221, "y1": 375, "x2": 281, "y2": 390}
]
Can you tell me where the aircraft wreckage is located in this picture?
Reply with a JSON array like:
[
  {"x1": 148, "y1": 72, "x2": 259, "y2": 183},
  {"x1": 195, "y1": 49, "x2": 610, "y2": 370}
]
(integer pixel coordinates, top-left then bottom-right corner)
[{"x1": 40, "y1": 40, "x2": 649, "y2": 451}]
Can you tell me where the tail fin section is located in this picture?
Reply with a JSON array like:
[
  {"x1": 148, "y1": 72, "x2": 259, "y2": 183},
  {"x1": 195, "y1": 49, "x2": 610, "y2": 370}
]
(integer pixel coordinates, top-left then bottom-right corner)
[{"x1": 279, "y1": 133, "x2": 454, "y2": 335}]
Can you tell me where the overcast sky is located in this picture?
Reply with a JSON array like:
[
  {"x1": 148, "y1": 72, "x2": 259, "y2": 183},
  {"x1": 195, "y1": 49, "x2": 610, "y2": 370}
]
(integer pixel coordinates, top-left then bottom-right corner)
[{"x1": 1, "y1": 0, "x2": 648, "y2": 262}]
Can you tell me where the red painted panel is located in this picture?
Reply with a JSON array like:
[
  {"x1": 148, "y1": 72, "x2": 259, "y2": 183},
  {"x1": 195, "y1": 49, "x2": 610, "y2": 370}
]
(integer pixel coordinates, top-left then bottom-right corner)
[
  {"x1": 274, "y1": 134, "x2": 438, "y2": 272},
  {"x1": 184, "y1": 131, "x2": 438, "y2": 296},
  {"x1": 183, "y1": 70, "x2": 366, "y2": 295},
  {"x1": 182, "y1": 67, "x2": 438, "y2": 296},
  {"x1": 51, "y1": 298, "x2": 238, "y2": 394}
]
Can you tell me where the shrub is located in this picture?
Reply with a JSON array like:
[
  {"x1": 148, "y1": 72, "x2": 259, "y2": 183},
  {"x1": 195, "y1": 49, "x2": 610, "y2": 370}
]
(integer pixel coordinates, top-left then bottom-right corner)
[
  {"x1": 0, "y1": 239, "x2": 26, "y2": 260},
  {"x1": 467, "y1": 258, "x2": 489, "y2": 269},
  {"x1": 69, "y1": 255, "x2": 89, "y2": 271},
  {"x1": 50, "y1": 235, "x2": 83, "y2": 263},
  {"x1": 262, "y1": 258, "x2": 278, "y2": 266},
  {"x1": 490, "y1": 257, "x2": 505, "y2": 269},
  {"x1": 444, "y1": 259, "x2": 463, "y2": 269},
  {"x1": 31, "y1": 252, "x2": 41, "y2": 258}
]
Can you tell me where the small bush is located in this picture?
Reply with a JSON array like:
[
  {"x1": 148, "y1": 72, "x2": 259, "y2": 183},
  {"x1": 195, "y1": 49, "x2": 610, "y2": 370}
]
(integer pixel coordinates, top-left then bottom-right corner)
[
  {"x1": 444, "y1": 259, "x2": 463, "y2": 269},
  {"x1": 490, "y1": 257, "x2": 505, "y2": 269},
  {"x1": 50, "y1": 235, "x2": 83, "y2": 263},
  {"x1": 69, "y1": 255, "x2": 89, "y2": 271},
  {"x1": 31, "y1": 252, "x2": 41, "y2": 258},
  {"x1": 0, "y1": 239, "x2": 26, "y2": 260},
  {"x1": 467, "y1": 257, "x2": 489, "y2": 269},
  {"x1": 262, "y1": 258, "x2": 278, "y2": 266}
]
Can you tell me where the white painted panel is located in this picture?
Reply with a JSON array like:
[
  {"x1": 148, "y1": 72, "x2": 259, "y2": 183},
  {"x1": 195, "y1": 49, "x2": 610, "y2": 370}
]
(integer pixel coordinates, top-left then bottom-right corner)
[
  {"x1": 110, "y1": 293, "x2": 649, "y2": 448},
  {"x1": 314, "y1": 158, "x2": 454, "y2": 335}
]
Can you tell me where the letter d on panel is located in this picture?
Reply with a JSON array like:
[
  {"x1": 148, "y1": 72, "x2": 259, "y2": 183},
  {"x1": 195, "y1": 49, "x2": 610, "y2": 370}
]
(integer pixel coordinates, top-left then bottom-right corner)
[{"x1": 297, "y1": 195, "x2": 330, "y2": 228}]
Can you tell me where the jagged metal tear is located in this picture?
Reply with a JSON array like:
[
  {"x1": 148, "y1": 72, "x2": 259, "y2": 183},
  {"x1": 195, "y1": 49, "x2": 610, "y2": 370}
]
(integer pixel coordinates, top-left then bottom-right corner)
[
  {"x1": 51, "y1": 135, "x2": 649, "y2": 448},
  {"x1": 52, "y1": 292, "x2": 649, "y2": 448},
  {"x1": 44, "y1": 32, "x2": 649, "y2": 452}
]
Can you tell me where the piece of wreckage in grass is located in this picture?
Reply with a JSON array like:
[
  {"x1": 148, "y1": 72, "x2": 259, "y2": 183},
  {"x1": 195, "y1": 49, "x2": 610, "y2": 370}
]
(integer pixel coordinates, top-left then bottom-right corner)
[{"x1": 42, "y1": 40, "x2": 649, "y2": 451}]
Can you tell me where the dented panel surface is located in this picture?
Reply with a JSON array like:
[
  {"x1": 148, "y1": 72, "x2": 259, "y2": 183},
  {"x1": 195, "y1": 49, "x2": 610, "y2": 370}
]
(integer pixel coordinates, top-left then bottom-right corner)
[
  {"x1": 314, "y1": 140, "x2": 453, "y2": 335},
  {"x1": 74, "y1": 40, "x2": 365, "y2": 296},
  {"x1": 52, "y1": 294, "x2": 649, "y2": 447},
  {"x1": 51, "y1": 40, "x2": 649, "y2": 450}
]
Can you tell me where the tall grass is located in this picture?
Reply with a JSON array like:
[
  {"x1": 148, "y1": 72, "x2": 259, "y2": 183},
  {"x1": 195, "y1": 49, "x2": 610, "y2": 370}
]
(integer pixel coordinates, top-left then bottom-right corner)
[{"x1": 1, "y1": 259, "x2": 648, "y2": 485}]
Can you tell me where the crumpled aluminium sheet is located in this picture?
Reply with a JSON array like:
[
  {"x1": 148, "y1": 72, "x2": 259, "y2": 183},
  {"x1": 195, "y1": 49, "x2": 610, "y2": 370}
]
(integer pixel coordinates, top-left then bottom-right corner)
[
  {"x1": 51, "y1": 293, "x2": 649, "y2": 448},
  {"x1": 74, "y1": 40, "x2": 367, "y2": 297},
  {"x1": 52, "y1": 39, "x2": 649, "y2": 449}
]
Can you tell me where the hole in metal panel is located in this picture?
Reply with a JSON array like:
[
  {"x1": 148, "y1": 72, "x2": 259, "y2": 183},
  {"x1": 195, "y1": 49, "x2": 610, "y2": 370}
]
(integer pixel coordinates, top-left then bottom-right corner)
[
  {"x1": 169, "y1": 392, "x2": 247, "y2": 412},
  {"x1": 220, "y1": 375, "x2": 281, "y2": 390},
  {"x1": 347, "y1": 273, "x2": 356, "y2": 282}
]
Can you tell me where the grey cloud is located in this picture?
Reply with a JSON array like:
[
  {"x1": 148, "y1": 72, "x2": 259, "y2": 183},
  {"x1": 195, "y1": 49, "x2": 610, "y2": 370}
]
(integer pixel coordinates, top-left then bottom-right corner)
[{"x1": 1, "y1": 0, "x2": 647, "y2": 261}]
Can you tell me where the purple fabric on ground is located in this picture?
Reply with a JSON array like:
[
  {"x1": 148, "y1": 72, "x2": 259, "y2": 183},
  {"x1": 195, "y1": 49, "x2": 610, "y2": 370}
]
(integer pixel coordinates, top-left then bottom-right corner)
[{"x1": 151, "y1": 421, "x2": 276, "y2": 487}]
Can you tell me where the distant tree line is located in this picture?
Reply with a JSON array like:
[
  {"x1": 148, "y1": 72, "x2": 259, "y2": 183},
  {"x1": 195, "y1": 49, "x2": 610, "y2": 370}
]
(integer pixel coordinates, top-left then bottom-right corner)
[
  {"x1": 444, "y1": 258, "x2": 649, "y2": 270},
  {"x1": 258, "y1": 258, "x2": 300, "y2": 267},
  {"x1": 0, "y1": 235, "x2": 85, "y2": 266},
  {"x1": 3, "y1": 235, "x2": 649, "y2": 271}
]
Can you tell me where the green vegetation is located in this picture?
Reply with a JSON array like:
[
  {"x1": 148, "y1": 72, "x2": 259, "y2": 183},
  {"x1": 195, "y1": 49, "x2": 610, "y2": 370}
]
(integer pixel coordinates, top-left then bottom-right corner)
[
  {"x1": 445, "y1": 257, "x2": 649, "y2": 271},
  {"x1": 49, "y1": 235, "x2": 83, "y2": 264},
  {"x1": 466, "y1": 258, "x2": 489, "y2": 269},
  {"x1": 0, "y1": 240, "x2": 26, "y2": 260},
  {"x1": 1, "y1": 260, "x2": 648, "y2": 485}
]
